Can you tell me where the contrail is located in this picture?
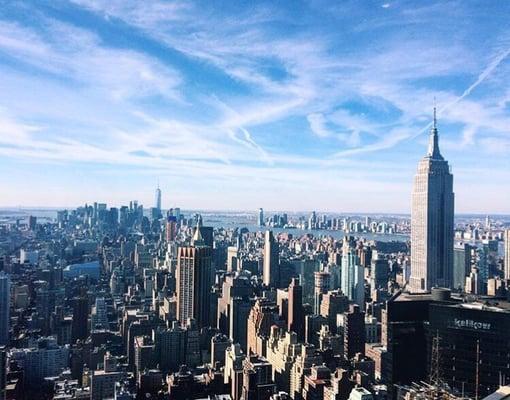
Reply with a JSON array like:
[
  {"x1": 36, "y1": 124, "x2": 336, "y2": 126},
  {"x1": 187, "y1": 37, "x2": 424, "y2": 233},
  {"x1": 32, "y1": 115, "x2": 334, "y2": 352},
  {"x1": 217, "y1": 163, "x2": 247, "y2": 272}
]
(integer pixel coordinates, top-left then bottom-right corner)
[
  {"x1": 411, "y1": 46, "x2": 510, "y2": 139},
  {"x1": 450, "y1": 47, "x2": 510, "y2": 107}
]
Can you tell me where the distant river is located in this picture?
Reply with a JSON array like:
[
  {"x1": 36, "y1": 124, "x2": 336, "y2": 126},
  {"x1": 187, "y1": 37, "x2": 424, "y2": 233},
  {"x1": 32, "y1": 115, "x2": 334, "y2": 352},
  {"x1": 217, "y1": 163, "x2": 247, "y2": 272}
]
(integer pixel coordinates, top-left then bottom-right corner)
[{"x1": 0, "y1": 208, "x2": 409, "y2": 243}]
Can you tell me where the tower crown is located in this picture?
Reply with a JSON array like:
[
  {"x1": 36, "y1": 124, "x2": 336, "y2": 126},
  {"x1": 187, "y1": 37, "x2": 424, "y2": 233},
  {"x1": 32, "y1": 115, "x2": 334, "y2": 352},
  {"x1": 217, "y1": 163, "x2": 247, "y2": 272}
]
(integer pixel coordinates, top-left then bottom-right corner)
[
  {"x1": 427, "y1": 106, "x2": 444, "y2": 160},
  {"x1": 192, "y1": 220, "x2": 205, "y2": 246}
]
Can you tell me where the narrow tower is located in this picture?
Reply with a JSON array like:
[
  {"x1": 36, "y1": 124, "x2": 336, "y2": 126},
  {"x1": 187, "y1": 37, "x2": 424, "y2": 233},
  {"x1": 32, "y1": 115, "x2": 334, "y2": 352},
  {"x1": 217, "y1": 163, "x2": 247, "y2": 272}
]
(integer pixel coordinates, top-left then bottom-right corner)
[
  {"x1": 155, "y1": 182, "x2": 162, "y2": 213},
  {"x1": 409, "y1": 108, "x2": 454, "y2": 292}
]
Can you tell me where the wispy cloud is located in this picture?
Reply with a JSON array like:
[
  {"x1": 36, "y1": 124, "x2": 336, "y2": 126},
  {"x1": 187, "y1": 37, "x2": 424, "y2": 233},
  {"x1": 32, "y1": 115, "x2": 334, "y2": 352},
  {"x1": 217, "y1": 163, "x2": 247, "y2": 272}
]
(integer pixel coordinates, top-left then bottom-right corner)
[
  {"x1": 0, "y1": 0, "x2": 509, "y2": 212},
  {"x1": 0, "y1": 19, "x2": 182, "y2": 101}
]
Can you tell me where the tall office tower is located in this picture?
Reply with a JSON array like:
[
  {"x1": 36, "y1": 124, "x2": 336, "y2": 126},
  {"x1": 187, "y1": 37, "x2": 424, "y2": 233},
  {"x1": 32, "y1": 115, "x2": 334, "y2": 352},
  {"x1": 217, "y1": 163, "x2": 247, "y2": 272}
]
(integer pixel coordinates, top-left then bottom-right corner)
[
  {"x1": 505, "y1": 230, "x2": 510, "y2": 281},
  {"x1": 134, "y1": 335, "x2": 156, "y2": 380},
  {"x1": 230, "y1": 297, "x2": 253, "y2": 353},
  {"x1": 155, "y1": 184, "x2": 162, "y2": 213},
  {"x1": 410, "y1": 109, "x2": 454, "y2": 292},
  {"x1": 28, "y1": 215, "x2": 37, "y2": 231},
  {"x1": 71, "y1": 296, "x2": 89, "y2": 343},
  {"x1": 91, "y1": 297, "x2": 108, "y2": 330},
  {"x1": 370, "y1": 251, "x2": 388, "y2": 290},
  {"x1": 258, "y1": 208, "x2": 264, "y2": 227},
  {"x1": 341, "y1": 237, "x2": 365, "y2": 307},
  {"x1": 288, "y1": 278, "x2": 304, "y2": 340},
  {"x1": 263, "y1": 230, "x2": 279, "y2": 287},
  {"x1": 314, "y1": 271, "x2": 330, "y2": 314},
  {"x1": 176, "y1": 226, "x2": 213, "y2": 329},
  {"x1": 453, "y1": 242, "x2": 474, "y2": 290},
  {"x1": 0, "y1": 273, "x2": 9, "y2": 346},
  {"x1": 343, "y1": 304, "x2": 365, "y2": 360}
]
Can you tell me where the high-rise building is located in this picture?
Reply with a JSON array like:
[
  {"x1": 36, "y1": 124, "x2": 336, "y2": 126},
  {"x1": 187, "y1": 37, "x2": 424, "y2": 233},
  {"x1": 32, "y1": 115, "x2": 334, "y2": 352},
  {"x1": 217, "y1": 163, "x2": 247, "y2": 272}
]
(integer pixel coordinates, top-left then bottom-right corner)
[
  {"x1": 247, "y1": 297, "x2": 281, "y2": 356},
  {"x1": 229, "y1": 297, "x2": 253, "y2": 353},
  {"x1": 0, "y1": 273, "x2": 9, "y2": 346},
  {"x1": 155, "y1": 184, "x2": 162, "y2": 213},
  {"x1": 258, "y1": 208, "x2": 264, "y2": 227},
  {"x1": 343, "y1": 304, "x2": 365, "y2": 360},
  {"x1": 341, "y1": 237, "x2": 364, "y2": 307},
  {"x1": 154, "y1": 323, "x2": 186, "y2": 373},
  {"x1": 166, "y1": 216, "x2": 177, "y2": 242},
  {"x1": 9, "y1": 337, "x2": 69, "y2": 386},
  {"x1": 453, "y1": 242, "x2": 473, "y2": 291},
  {"x1": 134, "y1": 335, "x2": 156, "y2": 380},
  {"x1": 176, "y1": 225, "x2": 213, "y2": 329},
  {"x1": 263, "y1": 231, "x2": 279, "y2": 288},
  {"x1": 91, "y1": 297, "x2": 108, "y2": 330},
  {"x1": 313, "y1": 271, "x2": 330, "y2": 314},
  {"x1": 505, "y1": 230, "x2": 510, "y2": 281},
  {"x1": 211, "y1": 333, "x2": 231, "y2": 367},
  {"x1": 320, "y1": 289, "x2": 349, "y2": 333},
  {"x1": 227, "y1": 246, "x2": 239, "y2": 272},
  {"x1": 225, "y1": 343, "x2": 246, "y2": 400},
  {"x1": 369, "y1": 251, "x2": 388, "y2": 290},
  {"x1": 287, "y1": 278, "x2": 304, "y2": 340},
  {"x1": 71, "y1": 296, "x2": 89, "y2": 343},
  {"x1": 429, "y1": 298, "x2": 510, "y2": 398},
  {"x1": 265, "y1": 329, "x2": 299, "y2": 394},
  {"x1": 28, "y1": 215, "x2": 37, "y2": 231},
  {"x1": 410, "y1": 109, "x2": 454, "y2": 292},
  {"x1": 217, "y1": 273, "x2": 253, "y2": 335}
]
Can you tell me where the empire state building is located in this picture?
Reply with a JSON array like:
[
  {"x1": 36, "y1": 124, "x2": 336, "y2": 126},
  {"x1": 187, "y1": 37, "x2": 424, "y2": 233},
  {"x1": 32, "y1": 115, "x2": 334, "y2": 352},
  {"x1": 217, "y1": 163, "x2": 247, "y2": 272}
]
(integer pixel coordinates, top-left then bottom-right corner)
[{"x1": 409, "y1": 109, "x2": 454, "y2": 293}]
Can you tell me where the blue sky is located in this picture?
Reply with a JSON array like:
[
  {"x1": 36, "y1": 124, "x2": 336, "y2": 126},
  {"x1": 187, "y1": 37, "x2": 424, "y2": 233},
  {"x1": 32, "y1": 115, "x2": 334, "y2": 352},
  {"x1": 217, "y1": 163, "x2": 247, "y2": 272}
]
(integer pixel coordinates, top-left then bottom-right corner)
[{"x1": 0, "y1": 1, "x2": 509, "y2": 213}]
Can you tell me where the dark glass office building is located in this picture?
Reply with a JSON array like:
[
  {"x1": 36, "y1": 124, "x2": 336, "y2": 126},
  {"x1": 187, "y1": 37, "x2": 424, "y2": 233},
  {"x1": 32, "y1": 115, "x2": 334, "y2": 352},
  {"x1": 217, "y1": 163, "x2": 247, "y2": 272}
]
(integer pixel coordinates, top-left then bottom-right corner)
[{"x1": 429, "y1": 301, "x2": 510, "y2": 398}]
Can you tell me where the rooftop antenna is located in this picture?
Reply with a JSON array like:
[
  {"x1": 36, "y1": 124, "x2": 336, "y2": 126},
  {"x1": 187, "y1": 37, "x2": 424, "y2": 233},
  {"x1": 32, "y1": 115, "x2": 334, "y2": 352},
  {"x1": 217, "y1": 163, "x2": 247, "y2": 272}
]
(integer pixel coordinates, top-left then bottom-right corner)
[
  {"x1": 433, "y1": 96, "x2": 437, "y2": 129},
  {"x1": 475, "y1": 340, "x2": 480, "y2": 400},
  {"x1": 430, "y1": 330, "x2": 441, "y2": 388}
]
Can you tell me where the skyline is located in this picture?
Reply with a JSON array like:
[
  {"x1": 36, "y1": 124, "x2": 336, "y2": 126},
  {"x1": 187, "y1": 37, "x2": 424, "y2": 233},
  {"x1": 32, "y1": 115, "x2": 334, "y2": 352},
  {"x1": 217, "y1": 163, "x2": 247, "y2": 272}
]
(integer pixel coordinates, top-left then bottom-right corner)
[{"x1": 1, "y1": 1, "x2": 510, "y2": 213}]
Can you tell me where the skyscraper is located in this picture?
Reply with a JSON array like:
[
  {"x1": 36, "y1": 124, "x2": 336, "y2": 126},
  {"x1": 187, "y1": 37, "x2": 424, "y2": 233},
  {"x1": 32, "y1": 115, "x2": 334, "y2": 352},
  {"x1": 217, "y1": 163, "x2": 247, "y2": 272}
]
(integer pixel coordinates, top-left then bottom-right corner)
[
  {"x1": 258, "y1": 208, "x2": 264, "y2": 227},
  {"x1": 288, "y1": 278, "x2": 304, "y2": 340},
  {"x1": 343, "y1": 304, "x2": 365, "y2": 360},
  {"x1": 341, "y1": 237, "x2": 364, "y2": 307},
  {"x1": 71, "y1": 295, "x2": 89, "y2": 343},
  {"x1": 410, "y1": 109, "x2": 454, "y2": 292},
  {"x1": 0, "y1": 273, "x2": 9, "y2": 346},
  {"x1": 155, "y1": 184, "x2": 162, "y2": 213},
  {"x1": 314, "y1": 271, "x2": 330, "y2": 314},
  {"x1": 176, "y1": 225, "x2": 213, "y2": 329},
  {"x1": 263, "y1": 230, "x2": 279, "y2": 287},
  {"x1": 504, "y1": 230, "x2": 510, "y2": 281}
]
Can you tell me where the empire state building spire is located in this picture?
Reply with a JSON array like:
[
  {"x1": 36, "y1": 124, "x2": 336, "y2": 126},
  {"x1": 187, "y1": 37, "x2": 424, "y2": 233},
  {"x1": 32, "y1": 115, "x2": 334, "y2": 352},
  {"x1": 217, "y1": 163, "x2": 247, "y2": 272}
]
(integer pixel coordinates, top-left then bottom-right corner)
[{"x1": 427, "y1": 107, "x2": 443, "y2": 160}]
